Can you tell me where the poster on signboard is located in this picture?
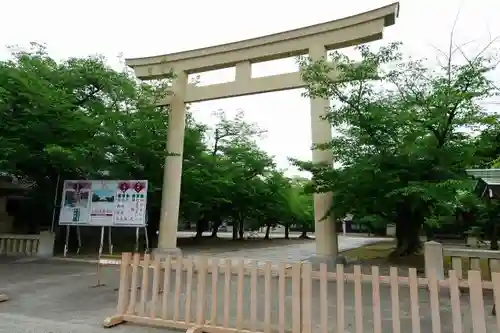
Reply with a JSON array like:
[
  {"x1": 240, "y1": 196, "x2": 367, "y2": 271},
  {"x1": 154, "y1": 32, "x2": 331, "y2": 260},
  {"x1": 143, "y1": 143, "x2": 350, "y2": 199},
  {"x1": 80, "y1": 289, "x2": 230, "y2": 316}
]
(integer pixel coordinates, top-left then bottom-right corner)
[
  {"x1": 58, "y1": 180, "x2": 148, "y2": 227},
  {"x1": 114, "y1": 180, "x2": 148, "y2": 226},
  {"x1": 89, "y1": 180, "x2": 117, "y2": 226},
  {"x1": 59, "y1": 181, "x2": 92, "y2": 224}
]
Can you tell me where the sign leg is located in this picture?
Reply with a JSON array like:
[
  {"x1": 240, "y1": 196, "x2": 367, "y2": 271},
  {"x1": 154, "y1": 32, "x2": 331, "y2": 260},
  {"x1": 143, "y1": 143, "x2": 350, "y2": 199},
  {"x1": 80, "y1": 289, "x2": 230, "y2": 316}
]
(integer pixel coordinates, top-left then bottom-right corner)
[
  {"x1": 50, "y1": 174, "x2": 60, "y2": 233},
  {"x1": 135, "y1": 227, "x2": 140, "y2": 253},
  {"x1": 108, "y1": 227, "x2": 113, "y2": 255},
  {"x1": 91, "y1": 226, "x2": 106, "y2": 288},
  {"x1": 76, "y1": 226, "x2": 82, "y2": 255},
  {"x1": 63, "y1": 226, "x2": 70, "y2": 257},
  {"x1": 98, "y1": 226, "x2": 104, "y2": 258},
  {"x1": 144, "y1": 226, "x2": 150, "y2": 254}
]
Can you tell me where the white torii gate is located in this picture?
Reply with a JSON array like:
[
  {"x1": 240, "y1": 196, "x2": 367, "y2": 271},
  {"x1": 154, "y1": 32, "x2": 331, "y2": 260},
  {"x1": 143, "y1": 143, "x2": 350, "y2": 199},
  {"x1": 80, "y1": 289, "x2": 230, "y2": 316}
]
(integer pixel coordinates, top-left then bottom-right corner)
[{"x1": 126, "y1": 3, "x2": 400, "y2": 259}]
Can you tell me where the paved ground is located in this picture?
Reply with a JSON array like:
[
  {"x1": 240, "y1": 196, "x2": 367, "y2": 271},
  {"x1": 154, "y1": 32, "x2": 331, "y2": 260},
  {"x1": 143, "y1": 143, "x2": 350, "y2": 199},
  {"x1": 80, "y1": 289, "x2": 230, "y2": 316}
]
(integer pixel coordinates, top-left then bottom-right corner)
[
  {"x1": 2, "y1": 236, "x2": 495, "y2": 333},
  {"x1": 177, "y1": 231, "x2": 319, "y2": 238},
  {"x1": 0, "y1": 236, "x2": 384, "y2": 333},
  {"x1": 181, "y1": 235, "x2": 388, "y2": 263},
  {"x1": 1, "y1": 256, "x2": 497, "y2": 333},
  {"x1": 176, "y1": 231, "x2": 373, "y2": 240},
  {"x1": 0, "y1": 257, "x2": 171, "y2": 333}
]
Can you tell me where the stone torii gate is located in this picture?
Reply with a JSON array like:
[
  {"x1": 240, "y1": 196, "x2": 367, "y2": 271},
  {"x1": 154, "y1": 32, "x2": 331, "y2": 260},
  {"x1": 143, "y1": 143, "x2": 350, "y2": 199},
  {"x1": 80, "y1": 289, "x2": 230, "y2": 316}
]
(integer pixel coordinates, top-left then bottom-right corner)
[{"x1": 126, "y1": 3, "x2": 400, "y2": 260}]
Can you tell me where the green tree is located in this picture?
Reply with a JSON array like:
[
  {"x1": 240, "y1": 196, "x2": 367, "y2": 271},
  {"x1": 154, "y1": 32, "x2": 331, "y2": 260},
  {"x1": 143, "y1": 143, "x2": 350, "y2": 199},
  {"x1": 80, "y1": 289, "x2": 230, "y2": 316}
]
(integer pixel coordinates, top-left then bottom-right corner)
[
  {"x1": 473, "y1": 124, "x2": 500, "y2": 168},
  {"x1": 0, "y1": 43, "x2": 170, "y2": 228},
  {"x1": 180, "y1": 110, "x2": 275, "y2": 239},
  {"x1": 0, "y1": 43, "x2": 209, "y2": 236},
  {"x1": 0, "y1": 43, "x2": 311, "y2": 247},
  {"x1": 295, "y1": 41, "x2": 498, "y2": 256},
  {"x1": 286, "y1": 179, "x2": 314, "y2": 238},
  {"x1": 253, "y1": 171, "x2": 292, "y2": 239}
]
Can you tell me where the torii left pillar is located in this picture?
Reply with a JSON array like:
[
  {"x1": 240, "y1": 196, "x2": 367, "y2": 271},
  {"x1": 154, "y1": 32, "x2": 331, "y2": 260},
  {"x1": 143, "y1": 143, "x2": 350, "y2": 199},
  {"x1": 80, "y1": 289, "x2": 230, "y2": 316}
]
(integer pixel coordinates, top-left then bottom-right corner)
[{"x1": 156, "y1": 72, "x2": 188, "y2": 255}]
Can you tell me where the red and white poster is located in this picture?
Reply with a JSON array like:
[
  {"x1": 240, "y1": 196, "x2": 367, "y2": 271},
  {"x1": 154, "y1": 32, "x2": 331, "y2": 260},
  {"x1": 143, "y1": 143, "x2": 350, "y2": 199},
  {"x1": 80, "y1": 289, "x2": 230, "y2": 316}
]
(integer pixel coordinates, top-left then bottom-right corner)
[{"x1": 114, "y1": 180, "x2": 147, "y2": 226}]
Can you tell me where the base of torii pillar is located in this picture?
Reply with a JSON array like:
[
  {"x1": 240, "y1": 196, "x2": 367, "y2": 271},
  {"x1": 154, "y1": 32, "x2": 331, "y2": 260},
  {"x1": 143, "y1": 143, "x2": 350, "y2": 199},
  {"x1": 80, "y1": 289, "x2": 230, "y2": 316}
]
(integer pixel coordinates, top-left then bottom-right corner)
[{"x1": 153, "y1": 247, "x2": 182, "y2": 259}]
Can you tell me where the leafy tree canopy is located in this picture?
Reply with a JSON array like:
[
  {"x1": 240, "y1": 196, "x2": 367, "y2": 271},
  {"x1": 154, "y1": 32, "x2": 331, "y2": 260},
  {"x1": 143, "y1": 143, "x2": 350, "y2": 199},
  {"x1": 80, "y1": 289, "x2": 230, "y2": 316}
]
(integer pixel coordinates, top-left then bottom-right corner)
[
  {"x1": 0, "y1": 43, "x2": 314, "y2": 242},
  {"x1": 295, "y1": 41, "x2": 499, "y2": 255}
]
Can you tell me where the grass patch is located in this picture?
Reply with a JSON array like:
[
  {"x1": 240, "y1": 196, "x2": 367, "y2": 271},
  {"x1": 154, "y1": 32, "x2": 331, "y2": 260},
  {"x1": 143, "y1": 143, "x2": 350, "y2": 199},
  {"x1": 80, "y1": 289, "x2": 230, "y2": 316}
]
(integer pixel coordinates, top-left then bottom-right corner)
[
  {"x1": 342, "y1": 241, "x2": 395, "y2": 261},
  {"x1": 342, "y1": 241, "x2": 491, "y2": 279}
]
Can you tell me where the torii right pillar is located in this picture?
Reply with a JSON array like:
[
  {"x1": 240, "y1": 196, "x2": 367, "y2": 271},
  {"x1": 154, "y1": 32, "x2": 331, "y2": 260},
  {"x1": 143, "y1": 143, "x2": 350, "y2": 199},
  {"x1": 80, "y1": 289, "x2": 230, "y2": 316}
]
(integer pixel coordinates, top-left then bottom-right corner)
[{"x1": 308, "y1": 44, "x2": 340, "y2": 263}]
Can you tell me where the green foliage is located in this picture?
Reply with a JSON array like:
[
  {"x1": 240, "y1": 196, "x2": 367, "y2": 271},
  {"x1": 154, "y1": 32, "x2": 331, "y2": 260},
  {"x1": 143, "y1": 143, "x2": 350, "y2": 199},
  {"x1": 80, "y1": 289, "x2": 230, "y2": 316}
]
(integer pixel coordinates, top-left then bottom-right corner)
[
  {"x1": 0, "y1": 44, "x2": 313, "y2": 238},
  {"x1": 295, "y1": 41, "x2": 499, "y2": 255}
]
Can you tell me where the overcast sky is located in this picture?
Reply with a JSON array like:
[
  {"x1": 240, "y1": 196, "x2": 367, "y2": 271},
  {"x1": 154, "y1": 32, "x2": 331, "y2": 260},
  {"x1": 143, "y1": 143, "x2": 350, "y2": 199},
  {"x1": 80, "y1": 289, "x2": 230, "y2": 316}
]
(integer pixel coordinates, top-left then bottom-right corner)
[{"x1": 2, "y1": 0, "x2": 500, "y2": 176}]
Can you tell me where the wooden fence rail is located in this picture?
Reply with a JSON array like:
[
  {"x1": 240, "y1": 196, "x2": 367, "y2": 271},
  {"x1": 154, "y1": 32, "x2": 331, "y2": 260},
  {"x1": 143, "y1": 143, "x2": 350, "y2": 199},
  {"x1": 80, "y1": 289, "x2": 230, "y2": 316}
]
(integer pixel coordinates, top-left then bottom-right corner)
[
  {"x1": 104, "y1": 252, "x2": 500, "y2": 333},
  {"x1": 424, "y1": 241, "x2": 500, "y2": 282}
]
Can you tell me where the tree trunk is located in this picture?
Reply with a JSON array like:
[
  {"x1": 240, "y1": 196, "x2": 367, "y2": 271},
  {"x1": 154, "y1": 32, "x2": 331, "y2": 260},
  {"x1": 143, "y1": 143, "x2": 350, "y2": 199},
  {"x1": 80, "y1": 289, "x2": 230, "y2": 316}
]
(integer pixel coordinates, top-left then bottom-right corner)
[
  {"x1": 210, "y1": 219, "x2": 222, "y2": 238},
  {"x1": 491, "y1": 223, "x2": 499, "y2": 250},
  {"x1": 392, "y1": 206, "x2": 422, "y2": 257},
  {"x1": 284, "y1": 225, "x2": 289, "y2": 239},
  {"x1": 195, "y1": 217, "x2": 209, "y2": 239},
  {"x1": 238, "y1": 219, "x2": 245, "y2": 240},
  {"x1": 195, "y1": 222, "x2": 204, "y2": 239},
  {"x1": 232, "y1": 222, "x2": 238, "y2": 240},
  {"x1": 488, "y1": 198, "x2": 499, "y2": 250},
  {"x1": 264, "y1": 225, "x2": 271, "y2": 240},
  {"x1": 298, "y1": 223, "x2": 309, "y2": 239}
]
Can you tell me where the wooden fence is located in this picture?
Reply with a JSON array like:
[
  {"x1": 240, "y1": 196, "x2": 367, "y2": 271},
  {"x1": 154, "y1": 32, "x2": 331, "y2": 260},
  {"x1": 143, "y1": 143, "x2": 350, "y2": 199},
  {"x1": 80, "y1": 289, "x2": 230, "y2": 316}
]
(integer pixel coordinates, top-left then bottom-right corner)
[{"x1": 104, "y1": 252, "x2": 500, "y2": 333}]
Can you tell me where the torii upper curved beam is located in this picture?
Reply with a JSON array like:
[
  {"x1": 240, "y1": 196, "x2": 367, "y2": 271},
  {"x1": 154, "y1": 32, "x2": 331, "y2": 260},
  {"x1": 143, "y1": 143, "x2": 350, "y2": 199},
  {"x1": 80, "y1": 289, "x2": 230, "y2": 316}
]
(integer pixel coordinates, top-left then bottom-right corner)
[{"x1": 126, "y1": 2, "x2": 399, "y2": 81}]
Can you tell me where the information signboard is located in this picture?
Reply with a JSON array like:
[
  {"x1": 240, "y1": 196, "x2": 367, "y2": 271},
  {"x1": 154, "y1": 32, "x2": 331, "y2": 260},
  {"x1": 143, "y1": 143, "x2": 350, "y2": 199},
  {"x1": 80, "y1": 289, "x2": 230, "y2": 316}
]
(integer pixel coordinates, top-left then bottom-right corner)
[{"x1": 58, "y1": 180, "x2": 148, "y2": 227}]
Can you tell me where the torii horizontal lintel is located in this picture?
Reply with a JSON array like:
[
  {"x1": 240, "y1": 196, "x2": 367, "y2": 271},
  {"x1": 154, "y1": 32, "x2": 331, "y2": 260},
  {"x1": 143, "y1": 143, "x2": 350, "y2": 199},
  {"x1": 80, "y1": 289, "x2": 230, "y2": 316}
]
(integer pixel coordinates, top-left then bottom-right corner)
[
  {"x1": 157, "y1": 69, "x2": 345, "y2": 105},
  {"x1": 126, "y1": 3, "x2": 399, "y2": 79}
]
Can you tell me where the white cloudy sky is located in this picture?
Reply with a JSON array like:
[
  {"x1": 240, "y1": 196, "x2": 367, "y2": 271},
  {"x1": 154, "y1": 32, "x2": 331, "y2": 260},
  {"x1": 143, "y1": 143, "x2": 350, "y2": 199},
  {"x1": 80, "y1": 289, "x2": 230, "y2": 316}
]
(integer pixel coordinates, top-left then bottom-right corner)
[{"x1": 1, "y1": 0, "x2": 500, "y2": 175}]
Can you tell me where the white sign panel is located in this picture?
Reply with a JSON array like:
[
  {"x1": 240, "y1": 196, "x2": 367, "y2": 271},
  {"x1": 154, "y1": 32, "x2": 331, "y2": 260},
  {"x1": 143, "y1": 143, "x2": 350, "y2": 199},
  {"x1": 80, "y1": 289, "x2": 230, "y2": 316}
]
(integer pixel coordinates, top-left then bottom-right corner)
[{"x1": 58, "y1": 180, "x2": 148, "y2": 227}]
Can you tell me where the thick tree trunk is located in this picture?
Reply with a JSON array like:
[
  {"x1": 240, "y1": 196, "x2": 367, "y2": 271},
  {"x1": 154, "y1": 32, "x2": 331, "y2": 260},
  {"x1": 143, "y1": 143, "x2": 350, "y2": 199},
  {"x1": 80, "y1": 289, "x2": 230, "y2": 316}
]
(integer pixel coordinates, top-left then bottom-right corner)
[
  {"x1": 298, "y1": 223, "x2": 310, "y2": 239},
  {"x1": 238, "y1": 220, "x2": 245, "y2": 240},
  {"x1": 195, "y1": 222, "x2": 204, "y2": 239},
  {"x1": 264, "y1": 225, "x2": 271, "y2": 240},
  {"x1": 195, "y1": 217, "x2": 209, "y2": 239},
  {"x1": 284, "y1": 225, "x2": 289, "y2": 239},
  {"x1": 491, "y1": 223, "x2": 499, "y2": 250},
  {"x1": 392, "y1": 206, "x2": 422, "y2": 257},
  {"x1": 232, "y1": 222, "x2": 238, "y2": 240}
]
